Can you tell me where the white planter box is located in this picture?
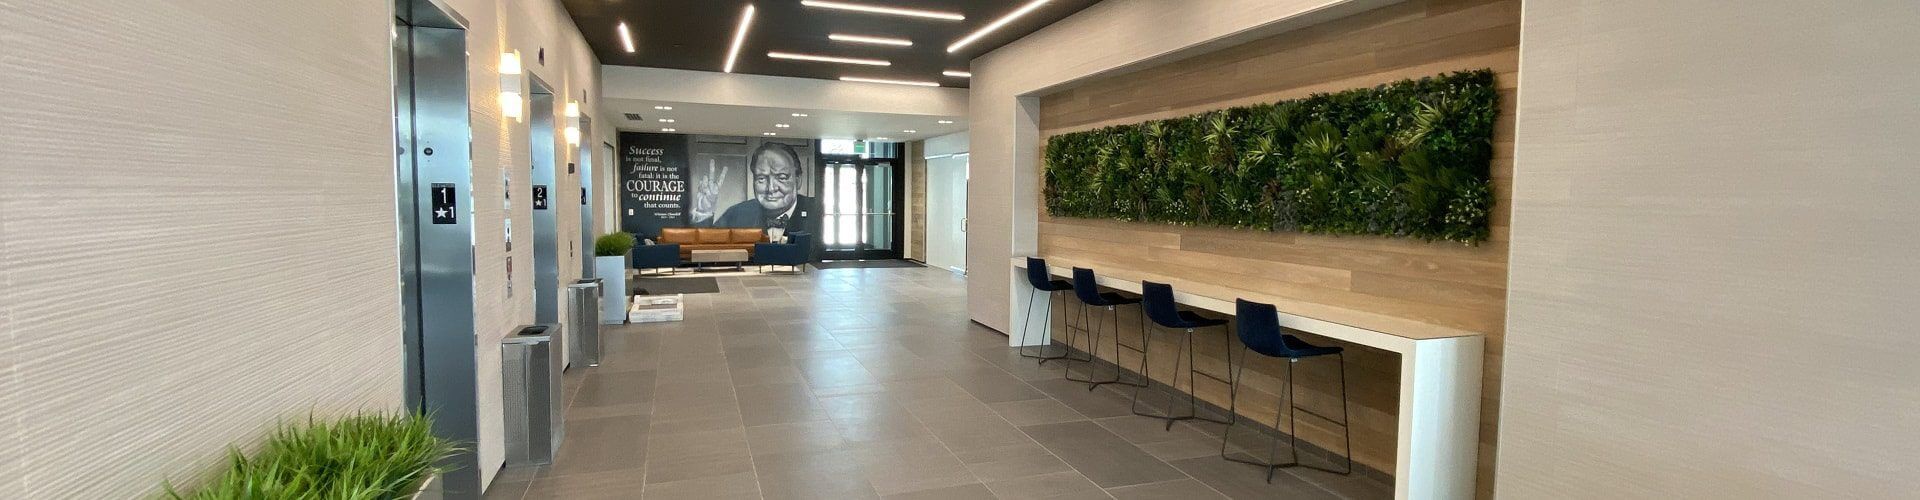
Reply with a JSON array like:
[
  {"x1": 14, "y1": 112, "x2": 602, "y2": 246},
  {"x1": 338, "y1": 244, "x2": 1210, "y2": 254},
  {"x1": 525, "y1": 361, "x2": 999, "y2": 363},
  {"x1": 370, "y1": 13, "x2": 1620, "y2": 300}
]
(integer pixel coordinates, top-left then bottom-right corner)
[{"x1": 594, "y1": 255, "x2": 628, "y2": 324}]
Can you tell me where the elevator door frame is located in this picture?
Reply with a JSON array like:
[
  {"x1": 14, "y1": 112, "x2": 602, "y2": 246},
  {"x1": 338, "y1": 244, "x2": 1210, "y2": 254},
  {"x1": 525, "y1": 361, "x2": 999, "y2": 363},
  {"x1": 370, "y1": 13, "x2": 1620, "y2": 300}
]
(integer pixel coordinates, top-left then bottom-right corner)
[
  {"x1": 393, "y1": 0, "x2": 481, "y2": 496},
  {"x1": 578, "y1": 116, "x2": 595, "y2": 278},
  {"x1": 528, "y1": 77, "x2": 561, "y2": 328}
]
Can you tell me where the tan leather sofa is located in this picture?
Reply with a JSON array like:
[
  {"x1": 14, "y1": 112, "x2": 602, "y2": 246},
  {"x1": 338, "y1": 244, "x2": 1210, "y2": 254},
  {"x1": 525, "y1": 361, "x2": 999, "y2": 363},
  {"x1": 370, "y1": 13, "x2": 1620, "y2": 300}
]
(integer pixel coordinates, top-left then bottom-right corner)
[{"x1": 655, "y1": 228, "x2": 767, "y2": 259}]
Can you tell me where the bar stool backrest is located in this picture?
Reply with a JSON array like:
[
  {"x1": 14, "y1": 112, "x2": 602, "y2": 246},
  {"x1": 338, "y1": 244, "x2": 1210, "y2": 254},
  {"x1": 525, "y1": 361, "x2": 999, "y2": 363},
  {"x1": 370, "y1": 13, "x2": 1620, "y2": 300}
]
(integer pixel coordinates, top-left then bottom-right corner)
[
  {"x1": 1071, "y1": 267, "x2": 1104, "y2": 305},
  {"x1": 1141, "y1": 281, "x2": 1184, "y2": 328},
  {"x1": 1235, "y1": 299, "x2": 1293, "y2": 358},
  {"x1": 1026, "y1": 257, "x2": 1065, "y2": 291}
]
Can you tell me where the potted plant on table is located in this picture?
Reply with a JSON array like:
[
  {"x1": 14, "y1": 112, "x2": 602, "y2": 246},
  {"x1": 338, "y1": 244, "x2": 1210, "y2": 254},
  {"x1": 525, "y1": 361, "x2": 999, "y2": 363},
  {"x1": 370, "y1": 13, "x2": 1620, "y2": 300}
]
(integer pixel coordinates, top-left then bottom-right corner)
[
  {"x1": 165, "y1": 412, "x2": 455, "y2": 499},
  {"x1": 594, "y1": 232, "x2": 638, "y2": 324}
]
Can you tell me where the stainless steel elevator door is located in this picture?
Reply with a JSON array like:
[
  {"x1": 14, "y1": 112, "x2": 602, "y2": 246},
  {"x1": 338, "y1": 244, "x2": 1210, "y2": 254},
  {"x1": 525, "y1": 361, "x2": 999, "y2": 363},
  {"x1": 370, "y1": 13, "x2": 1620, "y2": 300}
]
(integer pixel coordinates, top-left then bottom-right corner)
[
  {"x1": 393, "y1": 0, "x2": 481, "y2": 495},
  {"x1": 529, "y1": 84, "x2": 560, "y2": 326}
]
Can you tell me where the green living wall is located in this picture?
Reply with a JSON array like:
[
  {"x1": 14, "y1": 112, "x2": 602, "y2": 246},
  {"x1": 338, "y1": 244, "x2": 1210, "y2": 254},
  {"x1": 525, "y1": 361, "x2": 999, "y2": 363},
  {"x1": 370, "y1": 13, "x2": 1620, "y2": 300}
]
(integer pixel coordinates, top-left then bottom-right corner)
[{"x1": 1043, "y1": 69, "x2": 1499, "y2": 244}]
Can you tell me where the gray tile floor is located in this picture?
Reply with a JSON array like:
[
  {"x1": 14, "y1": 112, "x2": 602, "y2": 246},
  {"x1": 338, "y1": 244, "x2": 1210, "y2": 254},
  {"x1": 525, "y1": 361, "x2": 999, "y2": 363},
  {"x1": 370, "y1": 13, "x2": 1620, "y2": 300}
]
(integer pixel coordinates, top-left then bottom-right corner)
[{"x1": 486, "y1": 267, "x2": 1390, "y2": 500}]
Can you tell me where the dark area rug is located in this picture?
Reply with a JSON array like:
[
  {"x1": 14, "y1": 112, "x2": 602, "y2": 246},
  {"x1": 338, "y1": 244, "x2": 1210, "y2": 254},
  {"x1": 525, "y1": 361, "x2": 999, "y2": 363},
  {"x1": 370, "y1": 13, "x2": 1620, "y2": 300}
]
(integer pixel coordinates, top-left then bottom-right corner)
[
  {"x1": 811, "y1": 259, "x2": 925, "y2": 269},
  {"x1": 630, "y1": 276, "x2": 720, "y2": 295}
]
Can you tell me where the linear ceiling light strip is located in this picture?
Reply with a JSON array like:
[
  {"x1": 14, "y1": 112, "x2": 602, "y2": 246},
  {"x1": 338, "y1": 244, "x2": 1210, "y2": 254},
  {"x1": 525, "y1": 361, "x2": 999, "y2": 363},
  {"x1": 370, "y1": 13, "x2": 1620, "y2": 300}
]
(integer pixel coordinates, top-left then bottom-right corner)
[
  {"x1": 800, "y1": 0, "x2": 964, "y2": 21},
  {"x1": 948, "y1": 0, "x2": 1050, "y2": 53},
  {"x1": 769, "y1": 51, "x2": 891, "y2": 66},
  {"x1": 723, "y1": 4, "x2": 757, "y2": 73},
  {"x1": 840, "y1": 76, "x2": 940, "y2": 87},
  {"x1": 828, "y1": 33, "x2": 913, "y2": 46},
  {"x1": 617, "y1": 22, "x2": 637, "y2": 53}
]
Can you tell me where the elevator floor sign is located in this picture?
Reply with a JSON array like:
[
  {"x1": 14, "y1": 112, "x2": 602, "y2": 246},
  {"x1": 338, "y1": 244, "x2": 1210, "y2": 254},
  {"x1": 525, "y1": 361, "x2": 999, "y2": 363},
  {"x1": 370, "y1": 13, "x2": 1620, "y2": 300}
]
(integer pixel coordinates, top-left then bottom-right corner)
[{"x1": 431, "y1": 183, "x2": 457, "y2": 224}]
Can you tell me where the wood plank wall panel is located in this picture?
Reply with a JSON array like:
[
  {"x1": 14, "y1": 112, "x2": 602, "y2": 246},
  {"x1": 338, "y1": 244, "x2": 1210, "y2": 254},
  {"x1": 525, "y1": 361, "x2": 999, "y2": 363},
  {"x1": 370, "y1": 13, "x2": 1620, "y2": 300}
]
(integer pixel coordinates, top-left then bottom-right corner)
[
  {"x1": 1034, "y1": 0, "x2": 1516, "y2": 495},
  {"x1": 908, "y1": 141, "x2": 929, "y2": 262}
]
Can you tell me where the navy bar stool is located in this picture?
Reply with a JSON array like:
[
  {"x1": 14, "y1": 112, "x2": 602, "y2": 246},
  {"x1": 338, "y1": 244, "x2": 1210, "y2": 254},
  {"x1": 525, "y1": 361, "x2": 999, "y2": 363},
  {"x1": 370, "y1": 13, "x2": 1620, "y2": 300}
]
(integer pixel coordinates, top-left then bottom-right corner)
[
  {"x1": 1221, "y1": 298, "x2": 1353, "y2": 482},
  {"x1": 1131, "y1": 281, "x2": 1233, "y2": 430},
  {"x1": 1062, "y1": 267, "x2": 1147, "y2": 390},
  {"x1": 1017, "y1": 257, "x2": 1075, "y2": 363}
]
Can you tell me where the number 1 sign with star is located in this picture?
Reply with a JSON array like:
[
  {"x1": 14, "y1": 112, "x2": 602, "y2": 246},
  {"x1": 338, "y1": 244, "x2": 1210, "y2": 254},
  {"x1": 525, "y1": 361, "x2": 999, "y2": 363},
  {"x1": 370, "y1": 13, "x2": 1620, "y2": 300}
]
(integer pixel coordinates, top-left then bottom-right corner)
[{"x1": 431, "y1": 183, "x2": 457, "y2": 224}]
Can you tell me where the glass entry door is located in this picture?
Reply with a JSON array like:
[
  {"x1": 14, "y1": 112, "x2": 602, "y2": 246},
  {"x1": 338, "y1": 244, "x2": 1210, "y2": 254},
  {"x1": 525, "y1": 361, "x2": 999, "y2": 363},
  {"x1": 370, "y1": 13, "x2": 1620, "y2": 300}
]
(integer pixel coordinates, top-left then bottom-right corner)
[{"x1": 819, "y1": 155, "x2": 903, "y2": 260}]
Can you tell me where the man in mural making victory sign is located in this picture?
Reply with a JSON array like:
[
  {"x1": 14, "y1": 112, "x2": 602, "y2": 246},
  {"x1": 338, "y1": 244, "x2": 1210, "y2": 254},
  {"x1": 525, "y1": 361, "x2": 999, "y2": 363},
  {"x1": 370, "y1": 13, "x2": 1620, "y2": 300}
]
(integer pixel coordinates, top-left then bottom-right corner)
[{"x1": 689, "y1": 142, "x2": 815, "y2": 232}]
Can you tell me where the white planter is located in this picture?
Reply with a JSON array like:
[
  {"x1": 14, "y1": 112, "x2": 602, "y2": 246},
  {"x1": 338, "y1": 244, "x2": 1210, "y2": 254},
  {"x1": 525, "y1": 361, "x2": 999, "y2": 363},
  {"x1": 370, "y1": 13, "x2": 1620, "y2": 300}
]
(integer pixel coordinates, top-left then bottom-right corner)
[
  {"x1": 411, "y1": 472, "x2": 441, "y2": 500},
  {"x1": 594, "y1": 255, "x2": 628, "y2": 324}
]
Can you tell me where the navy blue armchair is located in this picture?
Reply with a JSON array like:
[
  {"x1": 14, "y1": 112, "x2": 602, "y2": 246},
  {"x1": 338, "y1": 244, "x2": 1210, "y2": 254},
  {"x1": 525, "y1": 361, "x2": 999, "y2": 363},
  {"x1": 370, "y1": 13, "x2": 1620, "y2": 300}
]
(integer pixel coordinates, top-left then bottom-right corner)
[
  {"x1": 751, "y1": 232, "x2": 811, "y2": 273},
  {"x1": 632, "y1": 242, "x2": 681, "y2": 275}
]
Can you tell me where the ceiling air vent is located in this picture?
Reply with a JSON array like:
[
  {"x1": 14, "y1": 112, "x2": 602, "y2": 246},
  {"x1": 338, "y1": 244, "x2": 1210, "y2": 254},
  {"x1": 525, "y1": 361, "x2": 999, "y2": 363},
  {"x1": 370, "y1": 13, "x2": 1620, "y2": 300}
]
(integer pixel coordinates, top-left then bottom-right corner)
[{"x1": 623, "y1": 113, "x2": 645, "y2": 121}]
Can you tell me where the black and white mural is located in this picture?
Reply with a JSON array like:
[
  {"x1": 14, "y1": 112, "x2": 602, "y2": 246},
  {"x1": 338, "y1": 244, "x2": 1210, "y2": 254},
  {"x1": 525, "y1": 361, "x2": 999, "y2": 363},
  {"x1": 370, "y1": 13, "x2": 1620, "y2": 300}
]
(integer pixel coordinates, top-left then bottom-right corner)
[{"x1": 619, "y1": 132, "x2": 819, "y2": 239}]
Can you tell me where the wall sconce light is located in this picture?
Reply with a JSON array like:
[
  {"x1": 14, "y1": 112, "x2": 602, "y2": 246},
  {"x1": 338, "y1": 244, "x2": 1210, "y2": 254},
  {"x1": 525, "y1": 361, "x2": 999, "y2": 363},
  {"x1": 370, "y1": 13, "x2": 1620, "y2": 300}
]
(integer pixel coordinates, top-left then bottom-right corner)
[
  {"x1": 499, "y1": 50, "x2": 524, "y2": 122},
  {"x1": 564, "y1": 100, "x2": 582, "y2": 146}
]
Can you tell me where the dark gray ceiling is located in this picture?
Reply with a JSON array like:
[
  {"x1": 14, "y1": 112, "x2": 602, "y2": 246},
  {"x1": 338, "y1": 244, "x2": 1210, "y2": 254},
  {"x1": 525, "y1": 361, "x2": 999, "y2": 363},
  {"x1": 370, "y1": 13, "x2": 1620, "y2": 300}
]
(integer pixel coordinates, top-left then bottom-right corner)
[{"x1": 559, "y1": 0, "x2": 1103, "y2": 88}]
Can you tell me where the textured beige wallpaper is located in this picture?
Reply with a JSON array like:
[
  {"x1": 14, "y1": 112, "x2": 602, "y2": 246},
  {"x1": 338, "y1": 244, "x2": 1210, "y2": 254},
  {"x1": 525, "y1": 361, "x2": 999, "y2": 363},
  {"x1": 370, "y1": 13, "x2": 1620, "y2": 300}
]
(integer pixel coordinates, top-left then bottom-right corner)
[
  {"x1": 1499, "y1": 1, "x2": 1920, "y2": 497},
  {"x1": 444, "y1": 0, "x2": 603, "y2": 486},
  {"x1": 3, "y1": 0, "x2": 402, "y2": 497},
  {"x1": 0, "y1": 0, "x2": 605, "y2": 496}
]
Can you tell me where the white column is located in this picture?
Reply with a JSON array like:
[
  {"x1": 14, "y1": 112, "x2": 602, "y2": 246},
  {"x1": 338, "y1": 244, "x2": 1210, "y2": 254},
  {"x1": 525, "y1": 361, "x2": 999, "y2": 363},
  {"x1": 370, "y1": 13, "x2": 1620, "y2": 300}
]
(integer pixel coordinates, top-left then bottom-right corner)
[{"x1": 1394, "y1": 336, "x2": 1484, "y2": 499}]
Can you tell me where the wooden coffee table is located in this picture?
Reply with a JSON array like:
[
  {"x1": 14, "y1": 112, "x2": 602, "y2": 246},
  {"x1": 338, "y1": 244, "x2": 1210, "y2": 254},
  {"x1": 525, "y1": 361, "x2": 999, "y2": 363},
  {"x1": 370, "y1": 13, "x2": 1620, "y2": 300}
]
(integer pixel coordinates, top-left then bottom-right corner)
[{"x1": 688, "y1": 249, "x2": 749, "y2": 271}]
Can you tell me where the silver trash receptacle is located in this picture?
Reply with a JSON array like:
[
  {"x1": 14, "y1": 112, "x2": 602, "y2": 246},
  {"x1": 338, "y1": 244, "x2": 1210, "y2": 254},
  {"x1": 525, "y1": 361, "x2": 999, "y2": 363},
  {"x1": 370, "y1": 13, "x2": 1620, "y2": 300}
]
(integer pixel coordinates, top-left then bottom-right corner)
[
  {"x1": 568, "y1": 280, "x2": 602, "y2": 367},
  {"x1": 502, "y1": 324, "x2": 564, "y2": 466}
]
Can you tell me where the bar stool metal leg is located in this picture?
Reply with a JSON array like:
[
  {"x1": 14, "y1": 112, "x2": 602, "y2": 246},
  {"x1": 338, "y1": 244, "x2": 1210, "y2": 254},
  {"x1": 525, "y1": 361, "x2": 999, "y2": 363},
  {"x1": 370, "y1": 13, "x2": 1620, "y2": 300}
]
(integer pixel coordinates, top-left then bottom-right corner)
[
  {"x1": 1220, "y1": 345, "x2": 1292, "y2": 482},
  {"x1": 1129, "y1": 323, "x2": 1166, "y2": 419},
  {"x1": 1019, "y1": 288, "x2": 1069, "y2": 362},
  {"x1": 1139, "y1": 325, "x2": 1237, "y2": 429},
  {"x1": 1221, "y1": 344, "x2": 1252, "y2": 463},
  {"x1": 1062, "y1": 301, "x2": 1100, "y2": 384},
  {"x1": 1070, "y1": 304, "x2": 1147, "y2": 390},
  {"x1": 1283, "y1": 352, "x2": 1353, "y2": 475},
  {"x1": 1101, "y1": 305, "x2": 1149, "y2": 390},
  {"x1": 1221, "y1": 350, "x2": 1354, "y2": 482}
]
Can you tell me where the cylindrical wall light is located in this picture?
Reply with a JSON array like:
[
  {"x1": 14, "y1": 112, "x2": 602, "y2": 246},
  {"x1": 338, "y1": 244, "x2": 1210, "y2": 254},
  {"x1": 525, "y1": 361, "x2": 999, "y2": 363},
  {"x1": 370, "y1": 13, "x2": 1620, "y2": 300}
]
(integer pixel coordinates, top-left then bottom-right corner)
[
  {"x1": 499, "y1": 51, "x2": 524, "y2": 122},
  {"x1": 564, "y1": 100, "x2": 582, "y2": 145}
]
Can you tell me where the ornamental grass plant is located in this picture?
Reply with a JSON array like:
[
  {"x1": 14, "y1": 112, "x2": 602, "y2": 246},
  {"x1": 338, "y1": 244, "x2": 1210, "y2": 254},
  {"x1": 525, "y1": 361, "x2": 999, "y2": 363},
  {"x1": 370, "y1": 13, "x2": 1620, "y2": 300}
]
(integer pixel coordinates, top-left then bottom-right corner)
[{"x1": 164, "y1": 412, "x2": 455, "y2": 500}]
